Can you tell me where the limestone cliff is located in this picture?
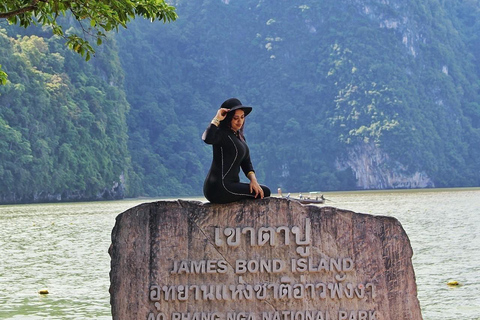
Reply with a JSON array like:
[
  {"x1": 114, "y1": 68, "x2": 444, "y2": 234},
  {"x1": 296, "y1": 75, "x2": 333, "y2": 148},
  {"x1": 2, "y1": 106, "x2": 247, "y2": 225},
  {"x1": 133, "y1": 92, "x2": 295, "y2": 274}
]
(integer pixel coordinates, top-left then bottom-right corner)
[{"x1": 336, "y1": 142, "x2": 434, "y2": 189}]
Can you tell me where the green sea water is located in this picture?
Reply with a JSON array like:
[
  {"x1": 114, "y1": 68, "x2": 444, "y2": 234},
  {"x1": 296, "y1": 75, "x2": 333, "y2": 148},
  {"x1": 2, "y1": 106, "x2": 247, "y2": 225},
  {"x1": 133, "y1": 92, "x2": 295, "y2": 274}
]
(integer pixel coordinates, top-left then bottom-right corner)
[{"x1": 0, "y1": 188, "x2": 479, "y2": 319}]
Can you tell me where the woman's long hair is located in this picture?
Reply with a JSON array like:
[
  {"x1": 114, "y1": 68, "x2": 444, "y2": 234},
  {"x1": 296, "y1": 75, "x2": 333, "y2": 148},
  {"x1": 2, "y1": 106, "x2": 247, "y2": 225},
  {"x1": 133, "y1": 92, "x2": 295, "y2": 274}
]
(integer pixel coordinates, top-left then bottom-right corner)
[{"x1": 219, "y1": 110, "x2": 246, "y2": 141}]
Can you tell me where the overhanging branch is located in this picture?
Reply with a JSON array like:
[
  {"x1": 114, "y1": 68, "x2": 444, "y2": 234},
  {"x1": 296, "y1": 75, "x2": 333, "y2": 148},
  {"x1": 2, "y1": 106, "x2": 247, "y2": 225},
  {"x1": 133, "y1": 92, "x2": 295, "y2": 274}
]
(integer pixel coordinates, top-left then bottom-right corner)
[{"x1": 0, "y1": 0, "x2": 43, "y2": 19}]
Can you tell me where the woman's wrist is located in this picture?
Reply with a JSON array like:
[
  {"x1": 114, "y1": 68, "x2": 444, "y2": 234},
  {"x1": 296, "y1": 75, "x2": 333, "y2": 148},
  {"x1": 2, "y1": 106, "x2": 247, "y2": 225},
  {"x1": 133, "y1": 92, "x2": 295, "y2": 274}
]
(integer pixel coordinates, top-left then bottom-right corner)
[{"x1": 211, "y1": 117, "x2": 221, "y2": 126}]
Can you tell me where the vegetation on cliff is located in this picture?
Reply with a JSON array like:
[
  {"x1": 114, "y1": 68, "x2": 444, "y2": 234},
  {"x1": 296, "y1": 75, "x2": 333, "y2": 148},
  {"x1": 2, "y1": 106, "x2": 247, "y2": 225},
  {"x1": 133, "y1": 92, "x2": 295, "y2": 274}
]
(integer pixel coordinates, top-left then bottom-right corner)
[
  {"x1": 0, "y1": 27, "x2": 132, "y2": 202},
  {"x1": 1, "y1": 0, "x2": 479, "y2": 202},
  {"x1": 118, "y1": 0, "x2": 480, "y2": 195}
]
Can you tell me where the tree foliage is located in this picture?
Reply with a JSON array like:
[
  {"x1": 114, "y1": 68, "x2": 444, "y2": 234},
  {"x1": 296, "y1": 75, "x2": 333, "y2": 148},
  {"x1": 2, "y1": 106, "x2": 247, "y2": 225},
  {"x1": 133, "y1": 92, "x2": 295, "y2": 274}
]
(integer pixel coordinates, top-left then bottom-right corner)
[{"x1": 0, "y1": 0, "x2": 177, "y2": 81}]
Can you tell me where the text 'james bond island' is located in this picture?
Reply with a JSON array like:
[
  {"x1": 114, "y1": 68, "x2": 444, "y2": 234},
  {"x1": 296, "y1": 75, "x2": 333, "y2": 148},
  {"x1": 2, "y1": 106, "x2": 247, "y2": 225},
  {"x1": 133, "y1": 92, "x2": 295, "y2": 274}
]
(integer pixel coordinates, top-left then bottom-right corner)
[{"x1": 109, "y1": 198, "x2": 423, "y2": 320}]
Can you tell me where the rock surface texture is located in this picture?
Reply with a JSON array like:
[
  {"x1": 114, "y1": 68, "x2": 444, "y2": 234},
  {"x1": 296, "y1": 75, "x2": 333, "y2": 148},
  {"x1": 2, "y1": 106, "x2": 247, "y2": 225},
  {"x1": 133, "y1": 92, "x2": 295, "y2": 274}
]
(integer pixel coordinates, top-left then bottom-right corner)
[{"x1": 109, "y1": 198, "x2": 422, "y2": 320}]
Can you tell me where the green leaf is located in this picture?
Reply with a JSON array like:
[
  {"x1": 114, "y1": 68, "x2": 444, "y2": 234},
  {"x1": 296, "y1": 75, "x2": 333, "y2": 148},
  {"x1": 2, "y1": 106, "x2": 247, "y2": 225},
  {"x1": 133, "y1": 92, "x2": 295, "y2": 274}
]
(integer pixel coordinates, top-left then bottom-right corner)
[{"x1": 0, "y1": 67, "x2": 7, "y2": 85}]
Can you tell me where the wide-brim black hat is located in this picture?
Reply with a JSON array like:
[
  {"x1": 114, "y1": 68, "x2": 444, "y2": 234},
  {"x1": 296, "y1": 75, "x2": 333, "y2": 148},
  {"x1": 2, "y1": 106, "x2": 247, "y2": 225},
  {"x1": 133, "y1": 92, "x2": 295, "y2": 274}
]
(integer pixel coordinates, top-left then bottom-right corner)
[{"x1": 220, "y1": 98, "x2": 252, "y2": 116}]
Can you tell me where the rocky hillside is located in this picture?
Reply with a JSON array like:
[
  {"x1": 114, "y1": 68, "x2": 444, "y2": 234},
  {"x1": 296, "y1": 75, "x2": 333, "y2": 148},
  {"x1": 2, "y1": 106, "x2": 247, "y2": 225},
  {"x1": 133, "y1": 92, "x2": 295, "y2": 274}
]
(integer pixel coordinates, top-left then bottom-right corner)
[
  {"x1": 1, "y1": 0, "x2": 479, "y2": 203},
  {"x1": 117, "y1": 0, "x2": 480, "y2": 194}
]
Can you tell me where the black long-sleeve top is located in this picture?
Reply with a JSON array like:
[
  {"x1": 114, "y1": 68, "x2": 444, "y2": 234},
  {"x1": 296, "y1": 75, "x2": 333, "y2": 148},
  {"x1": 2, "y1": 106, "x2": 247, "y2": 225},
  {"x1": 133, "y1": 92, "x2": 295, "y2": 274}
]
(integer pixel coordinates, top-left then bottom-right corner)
[{"x1": 202, "y1": 124, "x2": 256, "y2": 203}]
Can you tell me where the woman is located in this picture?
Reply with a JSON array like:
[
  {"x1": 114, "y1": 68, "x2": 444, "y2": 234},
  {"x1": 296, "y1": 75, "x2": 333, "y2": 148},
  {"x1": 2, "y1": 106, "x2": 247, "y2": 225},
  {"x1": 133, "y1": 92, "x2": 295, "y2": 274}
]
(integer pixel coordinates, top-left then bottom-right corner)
[{"x1": 202, "y1": 98, "x2": 271, "y2": 204}]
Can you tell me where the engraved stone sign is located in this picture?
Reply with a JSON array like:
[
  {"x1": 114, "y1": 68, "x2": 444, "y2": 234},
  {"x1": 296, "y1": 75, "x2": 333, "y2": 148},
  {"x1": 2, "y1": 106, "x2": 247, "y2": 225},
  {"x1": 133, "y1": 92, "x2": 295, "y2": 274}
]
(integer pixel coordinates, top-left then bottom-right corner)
[{"x1": 109, "y1": 198, "x2": 422, "y2": 320}]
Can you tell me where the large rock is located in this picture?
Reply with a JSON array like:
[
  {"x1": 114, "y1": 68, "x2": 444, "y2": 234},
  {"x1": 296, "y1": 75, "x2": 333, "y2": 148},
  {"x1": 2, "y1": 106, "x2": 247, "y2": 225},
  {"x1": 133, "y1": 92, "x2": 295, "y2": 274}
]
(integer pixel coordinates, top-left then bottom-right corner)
[{"x1": 109, "y1": 198, "x2": 422, "y2": 320}]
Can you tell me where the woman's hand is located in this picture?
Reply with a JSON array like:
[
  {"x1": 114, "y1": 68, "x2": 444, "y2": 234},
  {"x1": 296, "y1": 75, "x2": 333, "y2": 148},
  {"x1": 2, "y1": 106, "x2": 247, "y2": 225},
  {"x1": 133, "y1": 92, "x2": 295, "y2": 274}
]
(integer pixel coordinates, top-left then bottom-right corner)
[
  {"x1": 216, "y1": 108, "x2": 230, "y2": 121},
  {"x1": 248, "y1": 172, "x2": 264, "y2": 199}
]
